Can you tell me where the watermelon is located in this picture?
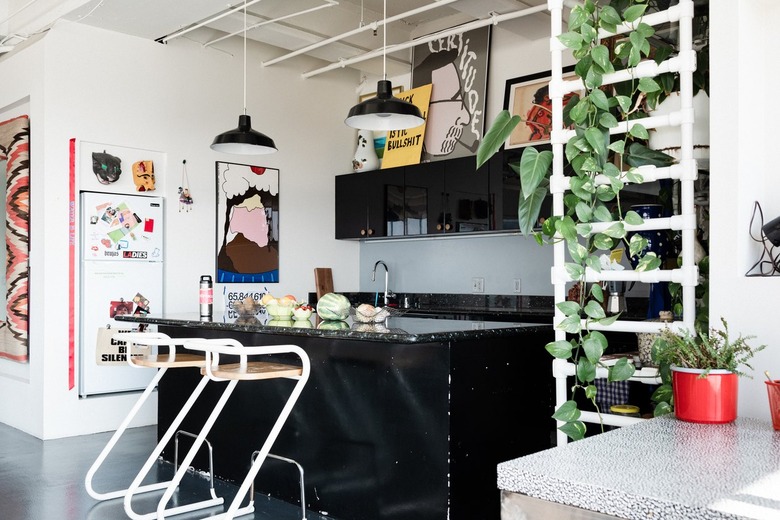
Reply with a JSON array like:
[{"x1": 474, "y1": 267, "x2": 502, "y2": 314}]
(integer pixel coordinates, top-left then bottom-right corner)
[{"x1": 316, "y1": 292, "x2": 351, "y2": 320}]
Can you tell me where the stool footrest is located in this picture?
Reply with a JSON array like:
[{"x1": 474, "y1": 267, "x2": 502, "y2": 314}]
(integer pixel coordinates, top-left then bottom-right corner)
[{"x1": 134, "y1": 353, "x2": 206, "y2": 368}]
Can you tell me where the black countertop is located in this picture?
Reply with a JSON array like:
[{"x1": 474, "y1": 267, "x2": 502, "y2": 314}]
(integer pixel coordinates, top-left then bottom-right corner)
[{"x1": 115, "y1": 312, "x2": 549, "y2": 344}]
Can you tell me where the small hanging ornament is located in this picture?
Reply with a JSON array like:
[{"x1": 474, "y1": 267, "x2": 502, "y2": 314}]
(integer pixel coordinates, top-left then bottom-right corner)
[{"x1": 178, "y1": 159, "x2": 193, "y2": 212}]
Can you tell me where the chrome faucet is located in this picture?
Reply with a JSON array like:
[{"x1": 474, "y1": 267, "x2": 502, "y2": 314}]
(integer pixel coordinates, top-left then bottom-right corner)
[{"x1": 372, "y1": 260, "x2": 394, "y2": 306}]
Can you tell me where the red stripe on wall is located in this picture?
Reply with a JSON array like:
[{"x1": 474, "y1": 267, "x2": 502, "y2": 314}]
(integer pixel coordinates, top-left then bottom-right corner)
[{"x1": 68, "y1": 138, "x2": 76, "y2": 390}]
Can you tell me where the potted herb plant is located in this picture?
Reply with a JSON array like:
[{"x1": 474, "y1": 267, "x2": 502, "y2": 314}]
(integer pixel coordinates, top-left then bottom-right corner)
[
  {"x1": 650, "y1": 318, "x2": 766, "y2": 423},
  {"x1": 477, "y1": 0, "x2": 685, "y2": 441}
]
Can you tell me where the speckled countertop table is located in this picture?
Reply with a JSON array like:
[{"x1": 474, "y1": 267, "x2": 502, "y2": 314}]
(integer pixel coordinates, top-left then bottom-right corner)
[{"x1": 498, "y1": 415, "x2": 780, "y2": 520}]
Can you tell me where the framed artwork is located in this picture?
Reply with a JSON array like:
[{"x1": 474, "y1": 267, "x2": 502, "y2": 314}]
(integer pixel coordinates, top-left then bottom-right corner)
[
  {"x1": 215, "y1": 161, "x2": 279, "y2": 283},
  {"x1": 0, "y1": 115, "x2": 29, "y2": 363},
  {"x1": 411, "y1": 25, "x2": 491, "y2": 162},
  {"x1": 503, "y1": 65, "x2": 579, "y2": 150}
]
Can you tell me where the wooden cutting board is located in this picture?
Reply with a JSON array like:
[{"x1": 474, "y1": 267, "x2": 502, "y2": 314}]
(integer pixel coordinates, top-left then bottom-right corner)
[{"x1": 314, "y1": 268, "x2": 334, "y2": 300}]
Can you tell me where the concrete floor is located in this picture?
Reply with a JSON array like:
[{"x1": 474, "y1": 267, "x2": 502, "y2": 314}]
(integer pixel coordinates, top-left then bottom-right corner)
[{"x1": 0, "y1": 421, "x2": 333, "y2": 519}]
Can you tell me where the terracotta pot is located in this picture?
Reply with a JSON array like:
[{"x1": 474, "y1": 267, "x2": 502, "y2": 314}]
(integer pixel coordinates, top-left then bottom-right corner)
[{"x1": 672, "y1": 367, "x2": 738, "y2": 424}]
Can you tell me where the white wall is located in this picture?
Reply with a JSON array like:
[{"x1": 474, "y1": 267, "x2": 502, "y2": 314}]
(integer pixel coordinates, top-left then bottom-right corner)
[
  {"x1": 709, "y1": 1, "x2": 780, "y2": 421},
  {"x1": 0, "y1": 20, "x2": 362, "y2": 439}
]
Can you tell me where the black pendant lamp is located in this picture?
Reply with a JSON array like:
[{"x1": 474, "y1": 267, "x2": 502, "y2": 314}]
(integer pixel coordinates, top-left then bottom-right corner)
[
  {"x1": 345, "y1": 0, "x2": 424, "y2": 131},
  {"x1": 211, "y1": 0, "x2": 277, "y2": 155}
]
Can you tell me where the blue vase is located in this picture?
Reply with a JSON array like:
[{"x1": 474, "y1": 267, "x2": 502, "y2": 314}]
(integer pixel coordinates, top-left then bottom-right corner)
[{"x1": 629, "y1": 204, "x2": 670, "y2": 318}]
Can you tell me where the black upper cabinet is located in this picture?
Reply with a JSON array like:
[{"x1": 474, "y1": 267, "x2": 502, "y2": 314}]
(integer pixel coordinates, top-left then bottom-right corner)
[
  {"x1": 335, "y1": 167, "x2": 405, "y2": 239},
  {"x1": 335, "y1": 154, "x2": 497, "y2": 240}
]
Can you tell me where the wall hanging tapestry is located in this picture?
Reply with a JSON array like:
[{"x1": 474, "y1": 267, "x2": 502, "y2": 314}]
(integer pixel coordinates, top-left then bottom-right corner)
[{"x1": 0, "y1": 115, "x2": 30, "y2": 363}]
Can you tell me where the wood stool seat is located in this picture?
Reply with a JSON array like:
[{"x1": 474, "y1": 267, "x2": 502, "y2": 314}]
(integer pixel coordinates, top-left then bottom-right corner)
[
  {"x1": 201, "y1": 361, "x2": 303, "y2": 380},
  {"x1": 134, "y1": 353, "x2": 205, "y2": 368}
]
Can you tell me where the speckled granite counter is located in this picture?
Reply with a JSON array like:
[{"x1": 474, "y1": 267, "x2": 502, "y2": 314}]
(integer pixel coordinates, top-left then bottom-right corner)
[
  {"x1": 498, "y1": 415, "x2": 780, "y2": 520},
  {"x1": 116, "y1": 312, "x2": 550, "y2": 343}
]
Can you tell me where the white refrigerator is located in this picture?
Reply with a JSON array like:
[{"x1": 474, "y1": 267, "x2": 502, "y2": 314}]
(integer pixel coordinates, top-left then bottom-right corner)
[{"x1": 79, "y1": 191, "x2": 164, "y2": 397}]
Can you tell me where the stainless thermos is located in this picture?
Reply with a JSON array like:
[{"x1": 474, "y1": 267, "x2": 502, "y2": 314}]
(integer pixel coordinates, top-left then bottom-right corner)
[{"x1": 199, "y1": 275, "x2": 213, "y2": 318}]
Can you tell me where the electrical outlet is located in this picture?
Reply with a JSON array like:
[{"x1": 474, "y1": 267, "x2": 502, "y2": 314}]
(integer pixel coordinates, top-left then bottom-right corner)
[
  {"x1": 472, "y1": 277, "x2": 485, "y2": 293},
  {"x1": 513, "y1": 278, "x2": 522, "y2": 293}
]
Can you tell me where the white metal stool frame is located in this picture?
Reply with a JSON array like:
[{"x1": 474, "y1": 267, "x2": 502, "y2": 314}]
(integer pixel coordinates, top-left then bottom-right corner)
[
  {"x1": 85, "y1": 332, "x2": 216, "y2": 505},
  {"x1": 106, "y1": 333, "x2": 225, "y2": 520},
  {"x1": 155, "y1": 338, "x2": 310, "y2": 520}
]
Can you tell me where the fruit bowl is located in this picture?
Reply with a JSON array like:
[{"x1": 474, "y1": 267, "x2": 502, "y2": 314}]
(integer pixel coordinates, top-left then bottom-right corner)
[
  {"x1": 292, "y1": 305, "x2": 313, "y2": 320},
  {"x1": 350, "y1": 304, "x2": 391, "y2": 323},
  {"x1": 265, "y1": 302, "x2": 294, "y2": 318}
]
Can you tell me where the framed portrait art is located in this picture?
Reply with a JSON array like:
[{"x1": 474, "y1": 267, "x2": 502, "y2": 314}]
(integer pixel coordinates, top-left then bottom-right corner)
[
  {"x1": 503, "y1": 65, "x2": 580, "y2": 150},
  {"x1": 215, "y1": 161, "x2": 279, "y2": 283}
]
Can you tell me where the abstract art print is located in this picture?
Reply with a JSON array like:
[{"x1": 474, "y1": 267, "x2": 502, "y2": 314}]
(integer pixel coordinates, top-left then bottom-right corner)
[
  {"x1": 412, "y1": 25, "x2": 490, "y2": 162},
  {"x1": 216, "y1": 162, "x2": 279, "y2": 283}
]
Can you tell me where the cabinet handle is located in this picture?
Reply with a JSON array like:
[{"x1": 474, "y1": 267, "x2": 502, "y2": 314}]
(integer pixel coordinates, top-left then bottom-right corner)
[
  {"x1": 360, "y1": 229, "x2": 367, "y2": 236},
  {"x1": 367, "y1": 228, "x2": 374, "y2": 236},
  {"x1": 436, "y1": 224, "x2": 442, "y2": 231},
  {"x1": 445, "y1": 224, "x2": 452, "y2": 231}
]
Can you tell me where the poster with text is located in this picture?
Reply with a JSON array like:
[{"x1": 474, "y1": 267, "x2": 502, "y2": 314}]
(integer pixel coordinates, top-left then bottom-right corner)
[
  {"x1": 380, "y1": 84, "x2": 432, "y2": 169},
  {"x1": 411, "y1": 25, "x2": 491, "y2": 162}
]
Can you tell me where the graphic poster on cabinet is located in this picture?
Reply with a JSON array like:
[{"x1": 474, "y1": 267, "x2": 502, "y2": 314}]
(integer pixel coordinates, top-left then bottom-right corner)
[
  {"x1": 380, "y1": 84, "x2": 432, "y2": 169},
  {"x1": 216, "y1": 162, "x2": 279, "y2": 283},
  {"x1": 411, "y1": 25, "x2": 491, "y2": 162},
  {"x1": 79, "y1": 140, "x2": 166, "y2": 194}
]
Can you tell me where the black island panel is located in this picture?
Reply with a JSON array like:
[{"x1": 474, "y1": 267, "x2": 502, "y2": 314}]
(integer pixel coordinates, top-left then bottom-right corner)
[{"x1": 116, "y1": 314, "x2": 554, "y2": 520}]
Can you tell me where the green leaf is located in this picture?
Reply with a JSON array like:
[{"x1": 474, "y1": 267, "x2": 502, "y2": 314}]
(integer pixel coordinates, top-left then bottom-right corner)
[
  {"x1": 476, "y1": 111, "x2": 520, "y2": 168},
  {"x1": 615, "y1": 95, "x2": 632, "y2": 114},
  {"x1": 599, "y1": 5, "x2": 622, "y2": 26},
  {"x1": 635, "y1": 22, "x2": 655, "y2": 39},
  {"x1": 577, "y1": 357, "x2": 597, "y2": 382},
  {"x1": 602, "y1": 222, "x2": 626, "y2": 239},
  {"x1": 593, "y1": 233, "x2": 614, "y2": 250},
  {"x1": 546, "y1": 339, "x2": 575, "y2": 359},
  {"x1": 625, "y1": 168, "x2": 644, "y2": 184},
  {"x1": 589, "y1": 88, "x2": 610, "y2": 111},
  {"x1": 576, "y1": 222, "x2": 593, "y2": 238},
  {"x1": 585, "y1": 330, "x2": 608, "y2": 350},
  {"x1": 608, "y1": 140, "x2": 625, "y2": 155},
  {"x1": 570, "y1": 96, "x2": 591, "y2": 125},
  {"x1": 579, "y1": 156, "x2": 602, "y2": 174},
  {"x1": 575, "y1": 201, "x2": 593, "y2": 222},
  {"x1": 623, "y1": 3, "x2": 648, "y2": 23},
  {"x1": 580, "y1": 23, "x2": 597, "y2": 44},
  {"x1": 638, "y1": 77, "x2": 661, "y2": 93},
  {"x1": 624, "y1": 210, "x2": 643, "y2": 225},
  {"x1": 583, "y1": 334, "x2": 606, "y2": 363},
  {"x1": 558, "y1": 31, "x2": 585, "y2": 49},
  {"x1": 558, "y1": 215, "x2": 578, "y2": 242},
  {"x1": 568, "y1": 5, "x2": 588, "y2": 31},
  {"x1": 585, "y1": 252, "x2": 602, "y2": 271},
  {"x1": 552, "y1": 400, "x2": 581, "y2": 422},
  {"x1": 609, "y1": 358, "x2": 636, "y2": 381},
  {"x1": 635, "y1": 253, "x2": 662, "y2": 272},
  {"x1": 589, "y1": 283, "x2": 604, "y2": 303},
  {"x1": 602, "y1": 162, "x2": 621, "y2": 178},
  {"x1": 565, "y1": 262, "x2": 585, "y2": 280},
  {"x1": 625, "y1": 142, "x2": 676, "y2": 168},
  {"x1": 599, "y1": 112, "x2": 619, "y2": 129},
  {"x1": 591, "y1": 45, "x2": 611, "y2": 72},
  {"x1": 559, "y1": 421, "x2": 586, "y2": 441},
  {"x1": 628, "y1": 43, "x2": 641, "y2": 67},
  {"x1": 519, "y1": 148, "x2": 553, "y2": 200},
  {"x1": 629, "y1": 234, "x2": 648, "y2": 257},
  {"x1": 593, "y1": 205, "x2": 613, "y2": 222},
  {"x1": 556, "y1": 301, "x2": 581, "y2": 316},
  {"x1": 629, "y1": 123, "x2": 649, "y2": 140},
  {"x1": 599, "y1": 314, "x2": 620, "y2": 326},
  {"x1": 595, "y1": 184, "x2": 616, "y2": 202},
  {"x1": 584, "y1": 300, "x2": 606, "y2": 320},
  {"x1": 653, "y1": 402, "x2": 674, "y2": 417},
  {"x1": 557, "y1": 315, "x2": 582, "y2": 334},
  {"x1": 518, "y1": 186, "x2": 548, "y2": 237},
  {"x1": 568, "y1": 240, "x2": 589, "y2": 264},
  {"x1": 585, "y1": 67, "x2": 603, "y2": 90}
]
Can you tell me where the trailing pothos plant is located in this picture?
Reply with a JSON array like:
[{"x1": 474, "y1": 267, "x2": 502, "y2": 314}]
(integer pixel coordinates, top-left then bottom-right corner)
[{"x1": 476, "y1": 0, "x2": 676, "y2": 442}]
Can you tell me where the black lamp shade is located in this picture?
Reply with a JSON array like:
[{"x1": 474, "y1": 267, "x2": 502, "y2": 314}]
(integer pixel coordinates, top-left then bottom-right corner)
[
  {"x1": 345, "y1": 80, "x2": 425, "y2": 131},
  {"x1": 211, "y1": 114, "x2": 277, "y2": 155},
  {"x1": 763, "y1": 215, "x2": 780, "y2": 247}
]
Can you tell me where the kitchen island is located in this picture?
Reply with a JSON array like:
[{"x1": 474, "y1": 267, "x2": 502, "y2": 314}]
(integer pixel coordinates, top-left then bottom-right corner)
[
  {"x1": 498, "y1": 415, "x2": 780, "y2": 520},
  {"x1": 116, "y1": 312, "x2": 554, "y2": 520}
]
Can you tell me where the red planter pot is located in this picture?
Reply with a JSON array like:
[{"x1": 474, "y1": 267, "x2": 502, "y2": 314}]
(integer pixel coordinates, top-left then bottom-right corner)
[{"x1": 672, "y1": 367, "x2": 738, "y2": 424}]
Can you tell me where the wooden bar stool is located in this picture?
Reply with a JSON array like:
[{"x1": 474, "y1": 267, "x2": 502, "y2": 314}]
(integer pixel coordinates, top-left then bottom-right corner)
[
  {"x1": 154, "y1": 338, "x2": 310, "y2": 520},
  {"x1": 85, "y1": 331, "x2": 220, "y2": 508}
]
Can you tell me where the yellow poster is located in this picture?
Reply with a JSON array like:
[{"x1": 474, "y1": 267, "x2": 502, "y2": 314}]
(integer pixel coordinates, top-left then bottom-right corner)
[{"x1": 380, "y1": 84, "x2": 432, "y2": 169}]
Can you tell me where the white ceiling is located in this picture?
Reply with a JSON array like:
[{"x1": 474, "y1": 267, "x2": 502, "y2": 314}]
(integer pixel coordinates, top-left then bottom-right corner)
[{"x1": 1, "y1": 0, "x2": 550, "y2": 77}]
